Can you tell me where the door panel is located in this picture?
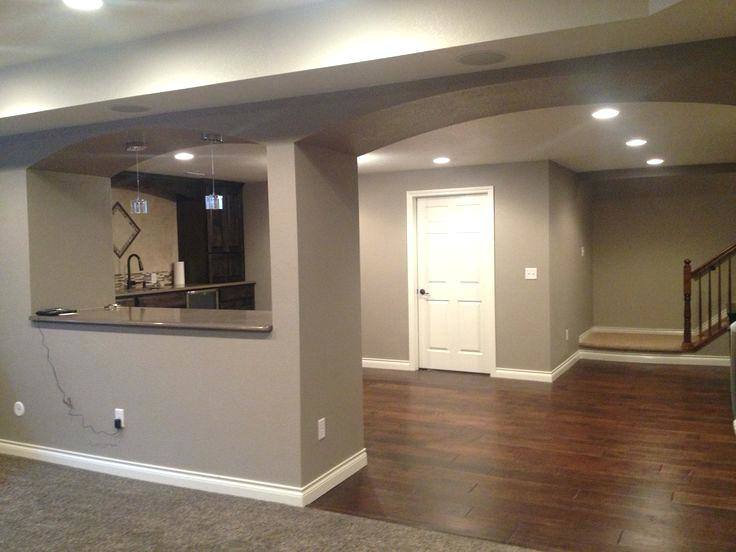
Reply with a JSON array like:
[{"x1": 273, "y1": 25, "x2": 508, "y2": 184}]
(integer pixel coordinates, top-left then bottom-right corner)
[{"x1": 417, "y1": 193, "x2": 493, "y2": 373}]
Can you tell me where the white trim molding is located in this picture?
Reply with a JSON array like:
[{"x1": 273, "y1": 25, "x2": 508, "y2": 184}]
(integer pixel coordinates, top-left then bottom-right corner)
[
  {"x1": 406, "y1": 186, "x2": 496, "y2": 375},
  {"x1": 495, "y1": 351, "x2": 580, "y2": 383},
  {"x1": 0, "y1": 439, "x2": 366, "y2": 507},
  {"x1": 578, "y1": 350, "x2": 729, "y2": 367},
  {"x1": 362, "y1": 357, "x2": 415, "y2": 371}
]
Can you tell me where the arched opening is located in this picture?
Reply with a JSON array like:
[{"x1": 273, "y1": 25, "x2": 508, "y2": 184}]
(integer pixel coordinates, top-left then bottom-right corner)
[
  {"x1": 309, "y1": 100, "x2": 736, "y2": 536},
  {"x1": 27, "y1": 127, "x2": 271, "y2": 314}
]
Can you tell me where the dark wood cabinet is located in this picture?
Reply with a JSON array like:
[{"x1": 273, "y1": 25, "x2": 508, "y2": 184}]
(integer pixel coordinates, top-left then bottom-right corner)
[
  {"x1": 135, "y1": 291, "x2": 187, "y2": 308},
  {"x1": 218, "y1": 284, "x2": 255, "y2": 310},
  {"x1": 116, "y1": 283, "x2": 254, "y2": 310},
  {"x1": 207, "y1": 184, "x2": 243, "y2": 254},
  {"x1": 177, "y1": 180, "x2": 245, "y2": 284}
]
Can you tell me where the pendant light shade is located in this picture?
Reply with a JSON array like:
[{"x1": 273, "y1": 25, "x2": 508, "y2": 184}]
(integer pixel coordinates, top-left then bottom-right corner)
[
  {"x1": 125, "y1": 141, "x2": 148, "y2": 215},
  {"x1": 202, "y1": 133, "x2": 224, "y2": 211}
]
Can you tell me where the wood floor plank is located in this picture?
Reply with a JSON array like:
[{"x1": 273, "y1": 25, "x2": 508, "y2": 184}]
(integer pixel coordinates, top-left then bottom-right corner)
[{"x1": 310, "y1": 360, "x2": 736, "y2": 551}]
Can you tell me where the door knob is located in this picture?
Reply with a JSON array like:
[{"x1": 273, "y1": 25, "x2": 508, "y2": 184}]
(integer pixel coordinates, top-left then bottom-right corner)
[{"x1": 419, "y1": 288, "x2": 430, "y2": 296}]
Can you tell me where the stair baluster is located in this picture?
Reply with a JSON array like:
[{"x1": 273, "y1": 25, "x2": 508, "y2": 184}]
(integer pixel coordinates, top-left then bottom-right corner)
[{"x1": 683, "y1": 243, "x2": 736, "y2": 350}]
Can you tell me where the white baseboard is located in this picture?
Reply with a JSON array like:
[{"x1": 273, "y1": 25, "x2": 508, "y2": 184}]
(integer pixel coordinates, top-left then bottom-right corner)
[
  {"x1": 494, "y1": 350, "x2": 579, "y2": 383},
  {"x1": 362, "y1": 357, "x2": 415, "y2": 371},
  {"x1": 579, "y1": 350, "x2": 729, "y2": 367},
  {"x1": 0, "y1": 439, "x2": 366, "y2": 507},
  {"x1": 493, "y1": 368, "x2": 555, "y2": 382},
  {"x1": 301, "y1": 449, "x2": 367, "y2": 505}
]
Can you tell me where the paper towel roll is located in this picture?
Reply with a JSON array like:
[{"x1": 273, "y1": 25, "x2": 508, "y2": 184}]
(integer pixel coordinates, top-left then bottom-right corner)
[{"x1": 173, "y1": 261, "x2": 185, "y2": 288}]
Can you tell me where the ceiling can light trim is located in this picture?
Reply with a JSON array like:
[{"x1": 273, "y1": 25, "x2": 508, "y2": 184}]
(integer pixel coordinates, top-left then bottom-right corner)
[
  {"x1": 62, "y1": 0, "x2": 104, "y2": 11},
  {"x1": 625, "y1": 138, "x2": 647, "y2": 147},
  {"x1": 174, "y1": 152, "x2": 194, "y2": 161},
  {"x1": 432, "y1": 156, "x2": 451, "y2": 165},
  {"x1": 591, "y1": 107, "x2": 620, "y2": 120},
  {"x1": 646, "y1": 158, "x2": 665, "y2": 166}
]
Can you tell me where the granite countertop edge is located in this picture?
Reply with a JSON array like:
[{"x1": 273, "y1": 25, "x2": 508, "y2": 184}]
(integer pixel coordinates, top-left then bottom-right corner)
[{"x1": 29, "y1": 307, "x2": 273, "y2": 333}]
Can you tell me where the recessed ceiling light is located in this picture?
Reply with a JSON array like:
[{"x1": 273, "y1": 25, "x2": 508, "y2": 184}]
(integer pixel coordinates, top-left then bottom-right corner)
[
  {"x1": 457, "y1": 51, "x2": 506, "y2": 67},
  {"x1": 625, "y1": 138, "x2": 647, "y2": 147},
  {"x1": 433, "y1": 157, "x2": 451, "y2": 165},
  {"x1": 591, "y1": 107, "x2": 620, "y2": 120},
  {"x1": 646, "y1": 158, "x2": 664, "y2": 166},
  {"x1": 62, "y1": 0, "x2": 104, "y2": 11},
  {"x1": 174, "y1": 152, "x2": 194, "y2": 161}
]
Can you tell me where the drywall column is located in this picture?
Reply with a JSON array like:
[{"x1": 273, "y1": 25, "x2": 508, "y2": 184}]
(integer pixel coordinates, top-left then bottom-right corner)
[{"x1": 267, "y1": 142, "x2": 365, "y2": 486}]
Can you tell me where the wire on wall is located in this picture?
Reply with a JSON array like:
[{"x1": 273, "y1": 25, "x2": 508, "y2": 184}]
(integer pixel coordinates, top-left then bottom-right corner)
[{"x1": 38, "y1": 326, "x2": 120, "y2": 440}]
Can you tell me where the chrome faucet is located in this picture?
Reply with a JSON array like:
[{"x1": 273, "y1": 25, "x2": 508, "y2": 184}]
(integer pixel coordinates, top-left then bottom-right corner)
[{"x1": 126, "y1": 254, "x2": 143, "y2": 289}]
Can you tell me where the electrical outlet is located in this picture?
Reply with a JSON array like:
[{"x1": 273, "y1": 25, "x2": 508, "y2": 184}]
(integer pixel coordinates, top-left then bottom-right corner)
[
  {"x1": 524, "y1": 267, "x2": 538, "y2": 280},
  {"x1": 581, "y1": 246, "x2": 585, "y2": 257},
  {"x1": 114, "y1": 408, "x2": 125, "y2": 429},
  {"x1": 318, "y1": 417, "x2": 326, "y2": 440},
  {"x1": 565, "y1": 329, "x2": 569, "y2": 341}
]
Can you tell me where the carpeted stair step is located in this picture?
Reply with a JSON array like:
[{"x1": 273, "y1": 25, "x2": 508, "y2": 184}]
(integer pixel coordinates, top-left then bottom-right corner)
[{"x1": 579, "y1": 330, "x2": 683, "y2": 353}]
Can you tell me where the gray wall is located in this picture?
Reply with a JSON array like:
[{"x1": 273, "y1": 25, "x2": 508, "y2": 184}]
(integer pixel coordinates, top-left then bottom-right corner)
[
  {"x1": 591, "y1": 171, "x2": 736, "y2": 354},
  {"x1": 27, "y1": 170, "x2": 115, "y2": 311},
  {"x1": 359, "y1": 162, "x2": 555, "y2": 372},
  {"x1": 243, "y1": 181, "x2": 272, "y2": 310},
  {"x1": 549, "y1": 163, "x2": 593, "y2": 366},
  {"x1": 293, "y1": 143, "x2": 364, "y2": 483}
]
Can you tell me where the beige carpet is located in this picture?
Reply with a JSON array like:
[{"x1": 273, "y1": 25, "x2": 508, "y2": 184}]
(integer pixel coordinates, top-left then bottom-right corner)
[{"x1": 579, "y1": 330, "x2": 683, "y2": 353}]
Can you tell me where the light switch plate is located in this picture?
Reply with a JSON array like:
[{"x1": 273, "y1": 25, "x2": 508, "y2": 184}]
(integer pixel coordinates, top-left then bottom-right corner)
[{"x1": 524, "y1": 267, "x2": 538, "y2": 280}]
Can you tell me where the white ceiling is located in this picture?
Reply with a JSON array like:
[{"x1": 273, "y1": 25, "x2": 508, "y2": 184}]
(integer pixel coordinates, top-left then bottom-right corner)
[
  {"x1": 0, "y1": 0, "x2": 323, "y2": 69},
  {"x1": 357, "y1": 102, "x2": 736, "y2": 174},
  {"x1": 3, "y1": 0, "x2": 736, "y2": 137}
]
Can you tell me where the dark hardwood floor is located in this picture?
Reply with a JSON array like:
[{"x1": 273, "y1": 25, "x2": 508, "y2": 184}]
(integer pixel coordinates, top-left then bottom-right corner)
[{"x1": 311, "y1": 361, "x2": 736, "y2": 551}]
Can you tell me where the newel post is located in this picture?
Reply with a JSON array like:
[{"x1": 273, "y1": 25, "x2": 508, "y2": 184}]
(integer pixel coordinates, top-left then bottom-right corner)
[{"x1": 683, "y1": 259, "x2": 692, "y2": 349}]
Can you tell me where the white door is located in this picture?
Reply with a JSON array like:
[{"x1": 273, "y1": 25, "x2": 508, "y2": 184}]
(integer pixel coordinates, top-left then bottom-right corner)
[{"x1": 416, "y1": 193, "x2": 494, "y2": 373}]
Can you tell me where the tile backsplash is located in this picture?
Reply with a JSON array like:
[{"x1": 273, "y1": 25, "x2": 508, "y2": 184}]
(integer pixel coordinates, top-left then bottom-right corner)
[{"x1": 114, "y1": 270, "x2": 173, "y2": 292}]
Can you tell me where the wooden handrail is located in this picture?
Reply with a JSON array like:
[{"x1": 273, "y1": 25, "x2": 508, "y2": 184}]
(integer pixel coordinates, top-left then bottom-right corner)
[
  {"x1": 691, "y1": 242, "x2": 736, "y2": 277},
  {"x1": 682, "y1": 241, "x2": 736, "y2": 350}
]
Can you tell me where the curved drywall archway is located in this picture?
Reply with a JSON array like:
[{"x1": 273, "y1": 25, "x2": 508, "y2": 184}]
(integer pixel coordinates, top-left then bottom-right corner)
[{"x1": 301, "y1": 38, "x2": 736, "y2": 155}]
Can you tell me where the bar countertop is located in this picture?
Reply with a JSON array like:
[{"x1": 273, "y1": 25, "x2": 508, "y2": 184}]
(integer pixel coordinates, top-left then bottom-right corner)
[{"x1": 30, "y1": 307, "x2": 273, "y2": 333}]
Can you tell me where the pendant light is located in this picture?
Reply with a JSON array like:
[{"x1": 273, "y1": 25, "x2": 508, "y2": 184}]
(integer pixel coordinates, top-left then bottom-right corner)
[
  {"x1": 125, "y1": 141, "x2": 148, "y2": 214},
  {"x1": 202, "y1": 133, "x2": 224, "y2": 210}
]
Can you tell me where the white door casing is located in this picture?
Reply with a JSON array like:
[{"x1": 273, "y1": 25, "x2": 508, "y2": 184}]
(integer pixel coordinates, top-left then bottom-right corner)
[{"x1": 407, "y1": 188, "x2": 495, "y2": 375}]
